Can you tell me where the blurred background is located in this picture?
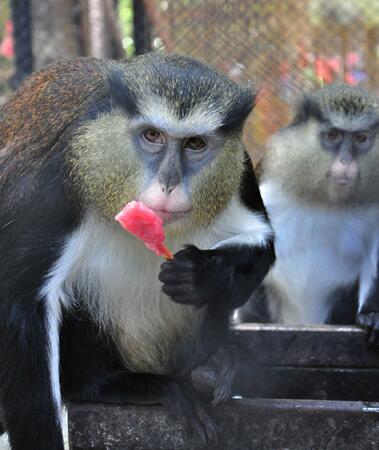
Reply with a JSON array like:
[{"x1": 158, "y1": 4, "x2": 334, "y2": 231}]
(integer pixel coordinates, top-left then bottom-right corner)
[{"x1": 1, "y1": 0, "x2": 379, "y2": 161}]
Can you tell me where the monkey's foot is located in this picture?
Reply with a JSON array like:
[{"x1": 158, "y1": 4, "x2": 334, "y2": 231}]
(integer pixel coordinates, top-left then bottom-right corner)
[
  {"x1": 163, "y1": 380, "x2": 219, "y2": 445},
  {"x1": 357, "y1": 312, "x2": 379, "y2": 347},
  {"x1": 65, "y1": 371, "x2": 218, "y2": 445},
  {"x1": 193, "y1": 343, "x2": 253, "y2": 405}
]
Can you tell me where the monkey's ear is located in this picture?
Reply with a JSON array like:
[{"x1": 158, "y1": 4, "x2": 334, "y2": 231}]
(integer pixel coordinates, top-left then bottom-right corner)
[
  {"x1": 107, "y1": 69, "x2": 139, "y2": 117},
  {"x1": 291, "y1": 96, "x2": 323, "y2": 126},
  {"x1": 219, "y1": 82, "x2": 259, "y2": 135}
]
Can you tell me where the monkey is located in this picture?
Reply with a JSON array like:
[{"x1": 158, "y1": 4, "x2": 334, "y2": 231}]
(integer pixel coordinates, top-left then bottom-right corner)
[
  {"x1": 193, "y1": 84, "x2": 379, "y2": 407},
  {"x1": 236, "y1": 84, "x2": 379, "y2": 342},
  {"x1": 0, "y1": 52, "x2": 275, "y2": 449}
]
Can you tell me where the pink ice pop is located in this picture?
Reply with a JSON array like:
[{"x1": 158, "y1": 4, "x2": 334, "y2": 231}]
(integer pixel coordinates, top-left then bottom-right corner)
[{"x1": 115, "y1": 201, "x2": 173, "y2": 259}]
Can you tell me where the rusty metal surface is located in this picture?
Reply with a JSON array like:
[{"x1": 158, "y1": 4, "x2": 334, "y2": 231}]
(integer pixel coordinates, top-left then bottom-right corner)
[{"x1": 68, "y1": 398, "x2": 379, "y2": 450}]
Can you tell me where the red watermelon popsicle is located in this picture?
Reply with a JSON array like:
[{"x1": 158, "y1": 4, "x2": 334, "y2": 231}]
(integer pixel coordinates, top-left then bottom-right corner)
[{"x1": 115, "y1": 201, "x2": 174, "y2": 260}]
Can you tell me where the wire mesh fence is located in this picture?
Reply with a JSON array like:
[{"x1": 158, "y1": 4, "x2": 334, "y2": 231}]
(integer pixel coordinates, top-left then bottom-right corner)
[
  {"x1": 0, "y1": 0, "x2": 13, "y2": 106},
  {"x1": 142, "y1": 0, "x2": 379, "y2": 160},
  {"x1": 1, "y1": 0, "x2": 379, "y2": 159}
]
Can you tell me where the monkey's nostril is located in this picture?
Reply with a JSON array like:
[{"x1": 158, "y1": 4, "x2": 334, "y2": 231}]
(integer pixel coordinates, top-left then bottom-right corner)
[{"x1": 159, "y1": 183, "x2": 176, "y2": 195}]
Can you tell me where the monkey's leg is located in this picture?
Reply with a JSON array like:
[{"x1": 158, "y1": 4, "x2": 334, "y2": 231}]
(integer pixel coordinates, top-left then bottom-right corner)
[
  {"x1": 60, "y1": 310, "x2": 218, "y2": 445},
  {"x1": 68, "y1": 371, "x2": 218, "y2": 444},
  {"x1": 0, "y1": 167, "x2": 78, "y2": 449},
  {"x1": 325, "y1": 283, "x2": 358, "y2": 325}
]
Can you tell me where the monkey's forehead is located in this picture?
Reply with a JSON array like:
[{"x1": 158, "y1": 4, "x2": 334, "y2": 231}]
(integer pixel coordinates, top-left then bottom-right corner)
[
  {"x1": 108, "y1": 53, "x2": 256, "y2": 118},
  {"x1": 308, "y1": 84, "x2": 379, "y2": 116}
]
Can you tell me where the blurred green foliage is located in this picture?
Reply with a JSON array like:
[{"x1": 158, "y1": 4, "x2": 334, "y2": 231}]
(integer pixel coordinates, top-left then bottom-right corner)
[
  {"x1": 0, "y1": 0, "x2": 10, "y2": 39},
  {"x1": 118, "y1": 0, "x2": 135, "y2": 56}
]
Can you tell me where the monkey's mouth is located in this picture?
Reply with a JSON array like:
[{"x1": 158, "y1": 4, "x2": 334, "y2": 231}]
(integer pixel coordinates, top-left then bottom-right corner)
[
  {"x1": 152, "y1": 208, "x2": 191, "y2": 223},
  {"x1": 328, "y1": 171, "x2": 355, "y2": 187},
  {"x1": 330, "y1": 176, "x2": 354, "y2": 187}
]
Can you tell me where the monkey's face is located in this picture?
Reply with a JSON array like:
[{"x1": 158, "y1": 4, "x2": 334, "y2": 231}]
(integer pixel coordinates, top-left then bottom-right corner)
[
  {"x1": 135, "y1": 126, "x2": 244, "y2": 232},
  {"x1": 71, "y1": 111, "x2": 245, "y2": 235},
  {"x1": 320, "y1": 121, "x2": 372, "y2": 200},
  {"x1": 266, "y1": 117, "x2": 379, "y2": 206},
  {"x1": 319, "y1": 113, "x2": 379, "y2": 204},
  {"x1": 265, "y1": 85, "x2": 379, "y2": 206},
  {"x1": 70, "y1": 54, "x2": 254, "y2": 234}
]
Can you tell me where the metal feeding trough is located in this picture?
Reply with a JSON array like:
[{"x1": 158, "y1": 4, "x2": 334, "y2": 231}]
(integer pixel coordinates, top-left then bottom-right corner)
[{"x1": 67, "y1": 324, "x2": 379, "y2": 450}]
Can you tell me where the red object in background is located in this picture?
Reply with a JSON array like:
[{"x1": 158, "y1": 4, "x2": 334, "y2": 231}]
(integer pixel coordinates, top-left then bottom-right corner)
[
  {"x1": 0, "y1": 21, "x2": 14, "y2": 59},
  {"x1": 115, "y1": 201, "x2": 174, "y2": 260}
]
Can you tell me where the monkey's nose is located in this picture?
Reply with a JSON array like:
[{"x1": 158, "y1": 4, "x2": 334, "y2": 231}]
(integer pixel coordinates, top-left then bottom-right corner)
[{"x1": 160, "y1": 183, "x2": 176, "y2": 195}]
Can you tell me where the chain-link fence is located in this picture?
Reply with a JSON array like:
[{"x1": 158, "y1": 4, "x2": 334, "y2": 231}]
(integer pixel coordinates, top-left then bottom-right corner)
[
  {"x1": 141, "y1": 0, "x2": 379, "y2": 160},
  {"x1": 2, "y1": 0, "x2": 379, "y2": 159},
  {"x1": 0, "y1": 0, "x2": 13, "y2": 106}
]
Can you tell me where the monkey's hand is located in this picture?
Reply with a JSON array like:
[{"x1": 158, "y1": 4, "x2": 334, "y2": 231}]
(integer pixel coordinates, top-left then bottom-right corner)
[
  {"x1": 357, "y1": 312, "x2": 379, "y2": 347},
  {"x1": 159, "y1": 243, "x2": 274, "y2": 309},
  {"x1": 159, "y1": 245, "x2": 226, "y2": 308}
]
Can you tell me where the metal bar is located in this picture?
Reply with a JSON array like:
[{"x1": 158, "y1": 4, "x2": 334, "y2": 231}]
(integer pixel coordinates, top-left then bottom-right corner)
[
  {"x1": 9, "y1": 0, "x2": 33, "y2": 88},
  {"x1": 68, "y1": 399, "x2": 379, "y2": 450},
  {"x1": 133, "y1": 0, "x2": 152, "y2": 55},
  {"x1": 231, "y1": 323, "x2": 379, "y2": 368}
]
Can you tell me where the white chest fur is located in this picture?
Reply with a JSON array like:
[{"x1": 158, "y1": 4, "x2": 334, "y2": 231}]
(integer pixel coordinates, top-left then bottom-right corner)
[
  {"x1": 58, "y1": 214, "x2": 213, "y2": 375},
  {"x1": 261, "y1": 181, "x2": 379, "y2": 324},
  {"x1": 42, "y1": 197, "x2": 271, "y2": 375}
]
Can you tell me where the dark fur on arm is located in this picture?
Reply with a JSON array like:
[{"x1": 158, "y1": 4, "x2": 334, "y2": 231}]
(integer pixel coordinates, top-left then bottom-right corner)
[
  {"x1": 160, "y1": 153, "x2": 275, "y2": 310},
  {"x1": 0, "y1": 151, "x2": 78, "y2": 449},
  {"x1": 0, "y1": 58, "x2": 112, "y2": 450}
]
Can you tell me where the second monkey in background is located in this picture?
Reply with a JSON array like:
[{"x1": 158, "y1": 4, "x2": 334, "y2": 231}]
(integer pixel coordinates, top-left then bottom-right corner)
[{"x1": 237, "y1": 84, "x2": 379, "y2": 345}]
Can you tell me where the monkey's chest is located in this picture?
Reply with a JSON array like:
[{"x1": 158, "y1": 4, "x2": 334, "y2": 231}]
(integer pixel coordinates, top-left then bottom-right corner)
[
  {"x1": 267, "y1": 205, "x2": 379, "y2": 322},
  {"x1": 72, "y1": 221, "x2": 212, "y2": 376},
  {"x1": 110, "y1": 271, "x2": 208, "y2": 375}
]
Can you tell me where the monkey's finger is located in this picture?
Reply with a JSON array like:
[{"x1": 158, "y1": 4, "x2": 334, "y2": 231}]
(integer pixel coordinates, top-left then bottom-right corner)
[
  {"x1": 162, "y1": 283, "x2": 194, "y2": 297},
  {"x1": 159, "y1": 270, "x2": 193, "y2": 284},
  {"x1": 161, "y1": 283, "x2": 194, "y2": 296},
  {"x1": 161, "y1": 259, "x2": 195, "y2": 272},
  {"x1": 165, "y1": 292, "x2": 204, "y2": 308},
  {"x1": 194, "y1": 402, "x2": 219, "y2": 445}
]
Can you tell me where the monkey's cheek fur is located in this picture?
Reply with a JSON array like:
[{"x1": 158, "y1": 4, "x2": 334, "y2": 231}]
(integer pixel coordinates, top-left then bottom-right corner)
[{"x1": 159, "y1": 245, "x2": 223, "y2": 309}]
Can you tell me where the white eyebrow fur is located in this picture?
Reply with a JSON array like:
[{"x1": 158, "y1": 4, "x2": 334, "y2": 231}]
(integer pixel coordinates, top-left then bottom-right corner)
[
  {"x1": 327, "y1": 112, "x2": 379, "y2": 131},
  {"x1": 133, "y1": 95, "x2": 223, "y2": 136}
]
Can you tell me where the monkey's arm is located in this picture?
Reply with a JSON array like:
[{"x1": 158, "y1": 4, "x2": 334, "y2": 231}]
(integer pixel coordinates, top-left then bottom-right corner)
[
  {"x1": 159, "y1": 239, "x2": 275, "y2": 309},
  {"x1": 357, "y1": 241, "x2": 379, "y2": 346},
  {"x1": 235, "y1": 285, "x2": 272, "y2": 323},
  {"x1": 160, "y1": 156, "x2": 275, "y2": 310},
  {"x1": 0, "y1": 156, "x2": 78, "y2": 450}
]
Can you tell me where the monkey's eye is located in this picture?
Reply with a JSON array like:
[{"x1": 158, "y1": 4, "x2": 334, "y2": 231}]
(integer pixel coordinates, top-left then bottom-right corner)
[
  {"x1": 324, "y1": 128, "x2": 343, "y2": 144},
  {"x1": 353, "y1": 131, "x2": 369, "y2": 145},
  {"x1": 184, "y1": 137, "x2": 207, "y2": 151},
  {"x1": 143, "y1": 129, "x2": 164, "y2": 144}
]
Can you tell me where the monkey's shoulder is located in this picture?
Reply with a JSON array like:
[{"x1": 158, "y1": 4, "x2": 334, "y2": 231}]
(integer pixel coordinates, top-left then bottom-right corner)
[{"x1": 0, "y1": 58, "x2": 111, "y2": 149}]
